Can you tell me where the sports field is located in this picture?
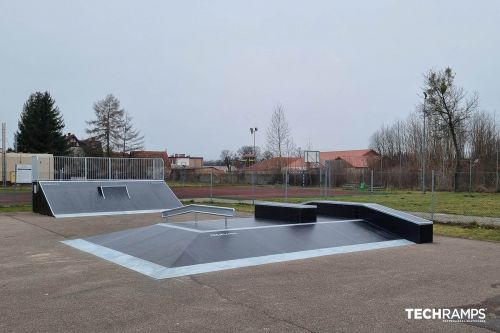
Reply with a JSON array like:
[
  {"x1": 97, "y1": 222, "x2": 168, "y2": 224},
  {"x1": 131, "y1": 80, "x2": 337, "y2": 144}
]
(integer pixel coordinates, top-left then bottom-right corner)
[
  {"x1": 3, "y1": 185, "x2": 500, "y2": 218},
  {"x1": 170, "y1": 184, "x2": 349, "y2": 199}
]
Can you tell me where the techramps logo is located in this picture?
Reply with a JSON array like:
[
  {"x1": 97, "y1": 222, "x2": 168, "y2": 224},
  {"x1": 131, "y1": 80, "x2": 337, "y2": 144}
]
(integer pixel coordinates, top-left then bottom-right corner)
[{"x1": 405, "y1": 308, "x2": 487, "y2": 324}]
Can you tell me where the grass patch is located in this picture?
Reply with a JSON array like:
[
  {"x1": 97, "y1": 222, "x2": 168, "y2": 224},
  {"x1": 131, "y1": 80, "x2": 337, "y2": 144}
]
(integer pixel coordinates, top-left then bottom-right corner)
[
  {"x1": 0, "y1": 204, "x2": 32, "y2": 212},
  {"x1": 0, "y1": 186, "x2": 31, "y2": 193},
  {"x1": 434, "y1": 223, "x2": 500, "y2": 242},
  {"x1": 273, "y1": 191, "x2": 500, "y2": 217}
]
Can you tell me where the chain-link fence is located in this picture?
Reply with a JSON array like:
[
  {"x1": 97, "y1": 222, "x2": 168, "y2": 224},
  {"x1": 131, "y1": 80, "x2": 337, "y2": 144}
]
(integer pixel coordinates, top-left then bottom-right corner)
[{"x1": 168, "y1": 167, "x2": 500, "y2": 225}]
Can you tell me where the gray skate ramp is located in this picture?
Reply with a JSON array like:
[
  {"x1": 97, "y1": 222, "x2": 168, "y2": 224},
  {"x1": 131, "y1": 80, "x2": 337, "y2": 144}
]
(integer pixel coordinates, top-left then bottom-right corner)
[
  {"x1": 63, "y1": 216, "x2": 413, "y2": 279},
  {"x1": 33, "y1": 180, "x2": 182, "y2": 218}
]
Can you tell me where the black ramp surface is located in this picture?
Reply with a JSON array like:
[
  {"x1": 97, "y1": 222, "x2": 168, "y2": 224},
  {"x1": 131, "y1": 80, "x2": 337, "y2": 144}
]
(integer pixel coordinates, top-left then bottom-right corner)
[
  {"x1": 85, "y1": 218, "x2": 401, "y2": 268},
  {"x1": 86, "y1": 225, "x2": 199, "y2": 266},
  {"x1": 37, "y1": 180, "x2": 182, "y2": 217},
  {"x1": 161, "y1": 215, "x2": 348, "y2": 231},
  {"x1": 306, "y1": 201, "x2": 433, "y2": 243}
]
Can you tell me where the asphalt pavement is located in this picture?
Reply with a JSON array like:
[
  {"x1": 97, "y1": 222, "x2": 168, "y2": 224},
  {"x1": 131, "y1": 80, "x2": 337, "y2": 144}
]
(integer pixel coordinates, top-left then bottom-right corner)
[{"x1": 0, "y1": 212, "x2": 498, "y2": 332}]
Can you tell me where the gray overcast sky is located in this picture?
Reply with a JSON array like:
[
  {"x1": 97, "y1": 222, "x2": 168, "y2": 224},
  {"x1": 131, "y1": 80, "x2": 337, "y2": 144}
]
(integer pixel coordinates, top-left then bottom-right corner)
[{"x1": 1, "y1": 1, "x2": 499, "y2": 159}]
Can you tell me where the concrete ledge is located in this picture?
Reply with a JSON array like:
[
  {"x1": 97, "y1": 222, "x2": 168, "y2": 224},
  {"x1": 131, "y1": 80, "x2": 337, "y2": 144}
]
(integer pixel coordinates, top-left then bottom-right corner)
[{"x1": 305, "y1": 201, "x2": 433, "y2": 244}]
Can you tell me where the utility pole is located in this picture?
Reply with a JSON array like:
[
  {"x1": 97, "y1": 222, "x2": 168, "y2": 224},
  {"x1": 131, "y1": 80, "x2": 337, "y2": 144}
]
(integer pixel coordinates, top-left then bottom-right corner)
[
  {"x1": 2, "y1": 123, "x2": 6, "y2": 188},
  {"x1": 496, "y1": 136, "x2": 499, "y2": 192},
  {"x1": 422, "y1": 92, "x2": 427, "y2": 193},
  {"x1": 495, "y1": 111, "x2": 500, "y2": 193},
  {"x1": 398, "y1": 121, "x2": 402, "y2": 189}
]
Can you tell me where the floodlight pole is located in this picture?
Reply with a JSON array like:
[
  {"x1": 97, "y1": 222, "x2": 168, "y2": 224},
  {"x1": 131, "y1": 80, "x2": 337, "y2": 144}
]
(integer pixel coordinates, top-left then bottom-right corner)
[{"x1": 250, "y1": 127, "x2": 258, "y2": 204}]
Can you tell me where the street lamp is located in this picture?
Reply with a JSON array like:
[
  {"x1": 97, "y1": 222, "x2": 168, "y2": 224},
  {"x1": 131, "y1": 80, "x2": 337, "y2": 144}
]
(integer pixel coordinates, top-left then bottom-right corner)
[
  {"x1": 250, "y1": 127, "x2": 258, "y2": 164},
  {"x1": 250, "y1": 127, "x2": 258, "y2": 204}
]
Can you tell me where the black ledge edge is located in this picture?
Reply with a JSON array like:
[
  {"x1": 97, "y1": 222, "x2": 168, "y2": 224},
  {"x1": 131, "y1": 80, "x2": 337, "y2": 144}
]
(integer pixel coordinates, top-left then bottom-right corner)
[
  {"x1": 304, "y1": 200, "x2": 433, "y2": 244},
  {"x1": 255, "y1": 201, "x2": 317, "y2": 223},
  {"x1": 32, "y1": 182, "x2": 53, "y2": 217}
]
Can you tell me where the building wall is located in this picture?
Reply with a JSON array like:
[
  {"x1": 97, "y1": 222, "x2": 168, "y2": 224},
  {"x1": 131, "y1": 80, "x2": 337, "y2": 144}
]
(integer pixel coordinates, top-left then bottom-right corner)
[
  {"x1": 172, "y1": 158, "x2": 190, "y2": 167},
  {"x1": 189, "y1": 158, "x2": 203, "y2": 168},
  {"x1": 0, "y1": 153, "x2": 54, "y2": 182},
  {"x1": 170, "y1": 157, "x2": 203, "y2": 168}
]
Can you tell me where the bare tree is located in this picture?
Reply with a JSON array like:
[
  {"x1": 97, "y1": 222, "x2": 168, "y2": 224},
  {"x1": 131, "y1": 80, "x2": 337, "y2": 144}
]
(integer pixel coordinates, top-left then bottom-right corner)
[
  {"x1": 266, "y1": 104, "x2": 293, "y2": 162},
  {"x1": 220, "y1": 149, "x2": 235, "y2": 172},
  {"x1": 469, "y1": 111, "x2": 497, "y2": 169},
  {"x1": 423, "y1": 67, "x2": 479, "y2": 190},
  {"x1": 119, "y1": 112, "x2": 144, "y2": 154},
  {"x1": 86, "y1": 94, "x2": 124, "y2": 157},
  {"x1": 261, "y1": 150, "x2": 274, "y2": 161}
]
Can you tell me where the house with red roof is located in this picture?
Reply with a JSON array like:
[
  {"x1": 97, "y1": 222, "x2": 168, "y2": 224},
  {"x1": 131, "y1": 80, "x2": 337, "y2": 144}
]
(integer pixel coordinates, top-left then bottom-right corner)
[
  {"x1": 320, "y1": 149, "x2": 379, "y2": 169},
  {"x1": 247, "y1": 149, "x2": 379, "y2": 172},
  {"x1": 246, "y1": 157, "x2": 307, "y2": 172}
]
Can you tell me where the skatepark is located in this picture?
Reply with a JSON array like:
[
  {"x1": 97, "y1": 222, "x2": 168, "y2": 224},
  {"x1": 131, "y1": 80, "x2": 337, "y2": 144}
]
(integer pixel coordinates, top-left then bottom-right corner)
[
  {"x1": 0, "y1": 156, "x2": 495, "y2": 332},
  {"x1": 29, "y1": 157, "x2": 432, "y2": 280}
]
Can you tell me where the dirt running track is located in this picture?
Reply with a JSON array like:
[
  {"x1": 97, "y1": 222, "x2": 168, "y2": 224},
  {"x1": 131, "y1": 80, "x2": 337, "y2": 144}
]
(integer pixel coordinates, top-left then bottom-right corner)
[
  {"x1": 0, "y1": 191, "x2": 31, "y2": 205},
  {"x1": 0, "y1": 186, "x2": 360, "y2": 207},
  {"x1": 171, "y1": 185, "x2": 359, "y2": 200}
]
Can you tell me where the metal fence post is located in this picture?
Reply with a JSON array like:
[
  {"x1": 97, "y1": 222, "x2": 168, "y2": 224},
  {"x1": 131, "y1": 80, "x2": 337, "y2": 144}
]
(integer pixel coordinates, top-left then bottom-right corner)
[
  {"x1": 370, "y1": 169, "x2": 374, "y2": 193},
  {"x1": 84, "y1": 157, "x2": 88, "y2": 180},
  {"x1": 252, "y1": 171, "x2": 255, "y2": 205},
  {"x1": 285, "y1": 168, "x2": 288, "y2": 201},
  {"x1": 496, "y1": 141, "x2": 499, "y2": 192},
  {"x1": 2, "y1": 122, "x2": 6, "y2": 188},
  {"x1": 329, "y1": 162, "x2": 333, "y2": 197},
  {"x1": 108, "y1": 158, "x2": 112, "y2": 180},
  {"x1": 318, "y1": 165, "x2": 323, "y2": 196},
  {"x1": 431, "y1": 170, "x2": 435, "y2": 221},
  {"x1": 324, "y1": 165, "x2": 328, "y2": 197},
  {"x1": 469, "y1": 159, "x2": 472, "y2": 192},
  {"x1": 210, "y1": 170, "x2": 213, "y2": 203}
]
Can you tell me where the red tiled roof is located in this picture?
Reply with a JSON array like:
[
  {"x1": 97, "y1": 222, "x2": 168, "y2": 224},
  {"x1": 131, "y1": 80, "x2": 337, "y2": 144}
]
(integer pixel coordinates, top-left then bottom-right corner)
[
  {"x1": 247, "y1": 157, "x2": 307, "y2": 171},
  {"x1": 320, "y1": 149, "x2": 378, "y2": 168},
  {"x1": 129, "y1": 151, "x2": 171, "y2": 168},
  {"x1": 130, "y1": 150, "x2": 168, "y2": 158}
]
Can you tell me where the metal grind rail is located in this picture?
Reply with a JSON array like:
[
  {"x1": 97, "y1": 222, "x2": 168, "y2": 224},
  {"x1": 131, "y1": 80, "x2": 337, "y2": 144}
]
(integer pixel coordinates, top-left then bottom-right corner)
[{"x1": 162, "y1": 204, "x2": 235, "y2": 228}]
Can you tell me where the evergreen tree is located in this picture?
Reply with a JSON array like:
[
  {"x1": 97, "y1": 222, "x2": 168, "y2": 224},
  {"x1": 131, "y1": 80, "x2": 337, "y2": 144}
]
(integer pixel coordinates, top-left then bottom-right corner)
[
  {"x1": 16, "y1": 91, "x2": 68, "y2": 155},
  {"x1": 86, "y1": 94, "x2": 124, "y2": 157}
]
